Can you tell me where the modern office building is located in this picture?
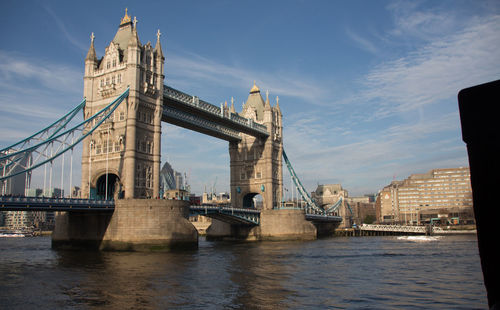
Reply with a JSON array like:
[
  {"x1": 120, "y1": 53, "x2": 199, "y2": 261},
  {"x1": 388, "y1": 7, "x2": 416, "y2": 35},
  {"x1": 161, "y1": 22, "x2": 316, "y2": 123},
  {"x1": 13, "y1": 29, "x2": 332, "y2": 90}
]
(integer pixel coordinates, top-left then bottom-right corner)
[{"x1": 376, "y1": 167, "x2": 473, "y2": 225}]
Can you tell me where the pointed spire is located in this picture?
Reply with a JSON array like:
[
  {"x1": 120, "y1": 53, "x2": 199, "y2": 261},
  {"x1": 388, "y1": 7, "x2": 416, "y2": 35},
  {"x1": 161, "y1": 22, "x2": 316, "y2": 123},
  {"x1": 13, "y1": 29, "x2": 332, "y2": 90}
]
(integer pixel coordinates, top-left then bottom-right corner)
[
  {"x1": 85, "y1": 32, "x2": 97, "y2": 61},
  {"x1": 250, "y1": 80, "x2": 260, "y2": 93},
  {"x1": 230, "y1": 97, "x2": 235, "y2": 113},
  {"x1": 154, "y1": 29, "x2": 164, "y2": 58},
  {"x1": 128, "y1": 17, "x2": 141, "y2": 46},
  {"x1": 276, "y1": 96, "x2": 282, "y2": 115},
  {"x1": 264, "y1": 89, "x2": 271, "y2": 110},
  {"x1": 120, "y1": 8, "x2": 132, "y2": 26}
]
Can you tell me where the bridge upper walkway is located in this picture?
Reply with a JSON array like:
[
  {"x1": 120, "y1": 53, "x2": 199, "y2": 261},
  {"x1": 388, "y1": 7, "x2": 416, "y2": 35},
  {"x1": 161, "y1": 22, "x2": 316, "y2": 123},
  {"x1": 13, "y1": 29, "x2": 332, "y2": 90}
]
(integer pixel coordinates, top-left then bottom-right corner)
[{"x1": 163, "y1": 85, "x2": 269, "y2": 141}]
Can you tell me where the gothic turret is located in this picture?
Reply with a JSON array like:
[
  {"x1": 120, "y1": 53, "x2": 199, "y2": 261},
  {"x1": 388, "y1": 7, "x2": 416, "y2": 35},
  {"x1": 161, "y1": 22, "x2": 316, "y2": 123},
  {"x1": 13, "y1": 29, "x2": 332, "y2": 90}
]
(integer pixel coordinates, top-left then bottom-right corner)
[
  {"x1": 81, "y1": 9, "x2": 165, "y2": 200},
  {"x1": 242, "y1": 81, "x2": 265, "y2": 121},
  {"x1": 85, "y1": 33, "x2": 97, "y2": 63}
]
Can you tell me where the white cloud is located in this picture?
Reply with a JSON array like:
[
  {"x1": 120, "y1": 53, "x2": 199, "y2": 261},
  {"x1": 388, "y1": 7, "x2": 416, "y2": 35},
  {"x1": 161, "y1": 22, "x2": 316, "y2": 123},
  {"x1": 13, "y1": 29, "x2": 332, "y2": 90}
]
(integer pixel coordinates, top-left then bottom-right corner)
[
  {"x1": 345, "y1": 28, "x2": 379, "y2": 54},
  {"x1": 42, "y1": 4, "x2": 88, "y2": 53},
  {"x1": 0, "y1": 51, "x2": 82, "y2": 96},
  {"x1": 167, "y1": 52, "x2": 330, "y2": 106},
  {"x1": 0, "y1": 51, "x2": 83, "y2": 146},
  {"x1": 361, "y1": 15, "x2": 500, "y2": 119}
]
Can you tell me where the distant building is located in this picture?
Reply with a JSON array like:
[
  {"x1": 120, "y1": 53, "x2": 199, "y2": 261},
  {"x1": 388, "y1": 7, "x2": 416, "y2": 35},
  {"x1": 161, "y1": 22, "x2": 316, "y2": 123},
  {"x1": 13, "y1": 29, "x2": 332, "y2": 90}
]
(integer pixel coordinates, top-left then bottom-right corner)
[
  {"x1": 202, "y1": 192, "x2": 230, "y2": 205},
  {"x1": 3, "y1": 211, "x2": 34, "y2": 230},
  {"x1": 26, "y1": 188, "x2": 43, "y2": 197},
  {"x1": 376, "y1": 167, "x2": 473, "y2": 225},
  {"x1": 311, "y1": 184, "x2": 348, "y2": 207},
  {"x1": 160, "y1": 161, "x2": 184, "y2": 196},
  {"x1": 311, "y1": 184, "x2": 353, "y2": 228},
  {"x1": 1, "y1": 152, "x2": 30, "y2": 196},
  {"x1": 347, "y1": 196, "x2": 376, "y2": 225},
  {"x1": 163, "y1": 189, "x2": 189, "y2": 200},
  {"x1": 376, "y1": 181, "x2": 402, "y2": 224},
  {"x1": 2, "y1": 187, "x2": 56, "y2": 230}
]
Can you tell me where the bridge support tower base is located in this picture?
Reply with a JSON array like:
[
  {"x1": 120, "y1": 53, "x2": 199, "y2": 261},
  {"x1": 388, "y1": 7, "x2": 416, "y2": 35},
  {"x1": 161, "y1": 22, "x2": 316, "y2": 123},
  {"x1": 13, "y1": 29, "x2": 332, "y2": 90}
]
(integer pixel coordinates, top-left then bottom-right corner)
[
  {"x1": 52, "y1": 199, "x2": 198, "y2": 251},
  {"x1": 206, "y1": 209, "x2": 317, "y2": 241}
]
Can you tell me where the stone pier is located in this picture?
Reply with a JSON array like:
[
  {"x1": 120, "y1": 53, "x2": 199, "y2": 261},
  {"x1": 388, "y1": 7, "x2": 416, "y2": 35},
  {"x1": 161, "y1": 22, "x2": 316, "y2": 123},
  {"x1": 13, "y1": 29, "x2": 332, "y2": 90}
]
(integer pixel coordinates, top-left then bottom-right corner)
[
  {"x1": 52, "y1": 199, "x2": 198, "y2": 251},
  {"x1": 206, "y1": 209, "x2": 320, "y2": 241}
]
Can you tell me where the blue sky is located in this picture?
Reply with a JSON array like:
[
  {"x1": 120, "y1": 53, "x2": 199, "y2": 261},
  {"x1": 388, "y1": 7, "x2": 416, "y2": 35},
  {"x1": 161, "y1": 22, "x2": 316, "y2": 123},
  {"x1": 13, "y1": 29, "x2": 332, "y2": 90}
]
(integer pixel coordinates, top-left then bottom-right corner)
[{"x1": 1, "y1": 0, "x2": 499, "y2": 197}]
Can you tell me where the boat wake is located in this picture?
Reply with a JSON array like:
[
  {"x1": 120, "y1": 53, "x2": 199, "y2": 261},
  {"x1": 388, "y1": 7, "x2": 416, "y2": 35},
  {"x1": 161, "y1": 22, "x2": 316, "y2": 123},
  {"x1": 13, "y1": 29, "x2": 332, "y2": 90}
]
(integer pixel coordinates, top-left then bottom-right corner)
[{"x1": 397, "y1": 235, "x2": 442, "y2": 242}]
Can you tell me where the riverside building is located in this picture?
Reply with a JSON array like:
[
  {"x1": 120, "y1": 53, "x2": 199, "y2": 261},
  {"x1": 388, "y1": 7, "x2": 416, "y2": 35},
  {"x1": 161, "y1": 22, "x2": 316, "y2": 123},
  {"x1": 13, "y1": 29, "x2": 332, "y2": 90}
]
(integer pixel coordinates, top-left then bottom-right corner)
[{"x1": 376, "y1": 167, "x2": 473, "y2": 225}]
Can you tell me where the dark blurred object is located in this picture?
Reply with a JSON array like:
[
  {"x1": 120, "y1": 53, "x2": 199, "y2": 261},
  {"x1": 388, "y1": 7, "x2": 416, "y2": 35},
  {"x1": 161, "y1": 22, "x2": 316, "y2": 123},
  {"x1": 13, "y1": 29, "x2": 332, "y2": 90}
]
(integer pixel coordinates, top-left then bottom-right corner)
[{"x1": 459, "y1": 79, "x2": 500, "y2": 309}]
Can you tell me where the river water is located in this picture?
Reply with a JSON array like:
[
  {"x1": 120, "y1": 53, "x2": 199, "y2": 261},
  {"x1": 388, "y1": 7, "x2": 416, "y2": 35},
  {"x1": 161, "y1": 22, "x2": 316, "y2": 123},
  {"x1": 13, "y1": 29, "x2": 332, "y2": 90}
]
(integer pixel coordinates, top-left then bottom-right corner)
[{"x1": 0, "y1": 234, "x2": 487, "y2": 309}]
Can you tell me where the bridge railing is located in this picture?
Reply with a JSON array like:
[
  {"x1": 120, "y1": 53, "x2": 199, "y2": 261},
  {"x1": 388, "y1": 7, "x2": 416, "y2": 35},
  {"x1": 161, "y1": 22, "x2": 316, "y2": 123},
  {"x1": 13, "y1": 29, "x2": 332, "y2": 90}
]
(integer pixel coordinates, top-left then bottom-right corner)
[
  {"x1": 163, "y1": 85, "x2": 268, "y2": 134},
  {"x1": 360, "y1": 224, "x2": 427, "y2": 233},
  {"x1": 0, "y1": 196, "x2": 115, "y2": 206}
]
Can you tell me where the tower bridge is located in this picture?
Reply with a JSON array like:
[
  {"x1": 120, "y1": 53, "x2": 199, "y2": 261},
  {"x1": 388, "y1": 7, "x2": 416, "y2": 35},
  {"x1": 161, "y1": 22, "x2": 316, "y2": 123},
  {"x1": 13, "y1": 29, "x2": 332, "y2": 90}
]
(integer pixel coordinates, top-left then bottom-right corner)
[{"x1": 0, "y1": 10, "x2": 343, "y2": 250}]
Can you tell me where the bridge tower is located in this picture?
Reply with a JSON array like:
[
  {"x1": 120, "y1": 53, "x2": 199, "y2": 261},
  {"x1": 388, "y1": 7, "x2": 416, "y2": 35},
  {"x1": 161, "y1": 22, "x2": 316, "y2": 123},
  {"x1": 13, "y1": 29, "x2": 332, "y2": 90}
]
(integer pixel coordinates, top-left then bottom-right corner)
[
  {"x1": 229, "y1": 83, "x2": 283, "y2": 210},
  {"x1": 81, "y1": 9, "x2": 164, "y2": 199}
]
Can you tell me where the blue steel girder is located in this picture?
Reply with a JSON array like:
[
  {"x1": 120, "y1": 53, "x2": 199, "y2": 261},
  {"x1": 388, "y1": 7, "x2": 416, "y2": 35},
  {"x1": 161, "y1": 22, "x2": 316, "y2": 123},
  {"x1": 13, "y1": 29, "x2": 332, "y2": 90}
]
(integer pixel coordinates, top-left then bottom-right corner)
[
  {"x1": 163, "y1": 85, "x2": 270, "y2": 140},
  {"x1": 0, "y1": 196, "x2": 115, "y2": 212},
  {"x1": 0, "y1": 99, "x2": 86, "y2": 156},
  {"x1": 162, "y1": 106, "x2": 241, "y2": 141},
  {"x1": 1, "y1": 88, "x2": 129, "y2": 182},
  {"x1": 190, "y1": 205, "x2": 260, "y2": 225},
  {"x1": 305, "y1": 213, "x2": 343, "y2": 223}
]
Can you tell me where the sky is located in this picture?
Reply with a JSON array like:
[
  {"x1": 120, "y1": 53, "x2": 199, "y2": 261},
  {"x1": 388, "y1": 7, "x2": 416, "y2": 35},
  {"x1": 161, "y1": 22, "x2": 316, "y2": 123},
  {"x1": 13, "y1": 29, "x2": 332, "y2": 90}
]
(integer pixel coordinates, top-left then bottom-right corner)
[{"x1": 0, "y1": 0, "x2": 499, "y2": 197}]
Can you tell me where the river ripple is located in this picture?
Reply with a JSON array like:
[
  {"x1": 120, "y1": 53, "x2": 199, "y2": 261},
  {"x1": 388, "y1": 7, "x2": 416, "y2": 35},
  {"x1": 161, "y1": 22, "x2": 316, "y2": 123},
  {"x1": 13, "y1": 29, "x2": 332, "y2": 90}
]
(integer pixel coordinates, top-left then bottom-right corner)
[{"x1": 0, "y1": 234, "x2": 486, "y2": 309}]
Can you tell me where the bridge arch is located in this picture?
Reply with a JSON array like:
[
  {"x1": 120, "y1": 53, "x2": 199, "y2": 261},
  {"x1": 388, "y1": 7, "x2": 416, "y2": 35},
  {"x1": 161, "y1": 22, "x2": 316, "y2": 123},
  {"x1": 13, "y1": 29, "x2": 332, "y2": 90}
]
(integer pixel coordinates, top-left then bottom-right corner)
[
  {"x1": 242, "y1": 192, "x2": 264, "y2": 209},
  {"x1": 90, "y1": 168, "x2": 121, "y2": 200},
  {"x1": 95, "y1": 173, "x2": 120, "y2": 200}
]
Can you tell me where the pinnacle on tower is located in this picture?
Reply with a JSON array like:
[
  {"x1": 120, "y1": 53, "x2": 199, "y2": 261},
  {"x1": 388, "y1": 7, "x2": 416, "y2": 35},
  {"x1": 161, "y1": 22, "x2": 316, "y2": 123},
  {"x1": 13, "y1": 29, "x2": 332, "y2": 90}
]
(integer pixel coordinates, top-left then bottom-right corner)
[
  {"x1": 120, "y1": 8, "x2": 132, "y2": 26},
  {"x1": 276, "y1": 96, "x2": 281, "y2": 115},
  {"x1": 85, "y1": 32, "x2": 97, "y2": 62},
  {"x1": 264, "y1": 89, "x2": 271, "y2": 110},
  {"x1": 154, "y1": 29, "x2": 164, "y2": 58}
]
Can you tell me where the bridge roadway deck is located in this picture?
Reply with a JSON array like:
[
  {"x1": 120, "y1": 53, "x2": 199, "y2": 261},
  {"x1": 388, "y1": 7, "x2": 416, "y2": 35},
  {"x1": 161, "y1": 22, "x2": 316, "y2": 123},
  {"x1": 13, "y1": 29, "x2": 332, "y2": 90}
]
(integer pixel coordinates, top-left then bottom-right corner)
[{"x1": 0, "y1": 197, "x2": 341, "y2": 225}]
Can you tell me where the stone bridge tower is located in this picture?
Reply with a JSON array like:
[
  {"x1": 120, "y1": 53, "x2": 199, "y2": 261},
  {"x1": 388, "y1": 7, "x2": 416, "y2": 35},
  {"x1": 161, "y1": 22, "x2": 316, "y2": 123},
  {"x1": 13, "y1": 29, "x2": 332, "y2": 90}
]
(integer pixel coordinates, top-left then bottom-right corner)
[
  {"x1": 229, "y1": 83, "x2": 283, "y2": 210},
  {"x1": 81, "y1": 10, "x2": 164, "y2": 199}
]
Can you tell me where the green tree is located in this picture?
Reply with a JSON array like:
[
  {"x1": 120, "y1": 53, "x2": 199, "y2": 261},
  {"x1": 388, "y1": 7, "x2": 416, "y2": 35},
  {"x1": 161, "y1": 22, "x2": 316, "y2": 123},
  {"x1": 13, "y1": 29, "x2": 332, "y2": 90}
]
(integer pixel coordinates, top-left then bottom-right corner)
[{"x1": 363, "y1": 214, "x2": 375, "y2": 224}]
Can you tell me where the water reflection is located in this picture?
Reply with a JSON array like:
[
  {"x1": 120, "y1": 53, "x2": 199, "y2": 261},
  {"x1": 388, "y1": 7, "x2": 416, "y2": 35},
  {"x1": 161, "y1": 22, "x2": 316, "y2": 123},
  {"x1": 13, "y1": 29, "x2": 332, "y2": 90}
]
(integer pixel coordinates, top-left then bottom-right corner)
[{"x1": 0, "y1": 235, "x2": 487, "y2": 309}]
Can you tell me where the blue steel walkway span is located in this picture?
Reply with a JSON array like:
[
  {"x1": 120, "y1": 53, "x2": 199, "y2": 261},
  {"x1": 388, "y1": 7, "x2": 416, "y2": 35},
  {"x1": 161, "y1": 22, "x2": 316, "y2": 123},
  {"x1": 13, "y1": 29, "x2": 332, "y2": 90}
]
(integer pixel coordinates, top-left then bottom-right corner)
[
  {"x1": 190, "y1": 204, "x2": 260, "y2": 225},
  {"x1": 163, "y1": 85, "x2": 269, "y2": 142},
  {"x1": 0, "y1": 196, "x2": 114, "y2": 212}
]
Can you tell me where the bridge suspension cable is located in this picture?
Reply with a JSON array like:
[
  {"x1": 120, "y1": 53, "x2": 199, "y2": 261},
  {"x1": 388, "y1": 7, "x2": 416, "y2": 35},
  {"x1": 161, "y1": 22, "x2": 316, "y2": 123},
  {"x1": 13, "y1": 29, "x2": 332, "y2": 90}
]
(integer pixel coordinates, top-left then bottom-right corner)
[
  {"x1": 0, "y1": 88, "x2": 130, "y2": 185},
  {"x1": 282, "y1": 149, "x2": 326, "y2": 214},
  {"x1": 0, "y1": 99, "x2": 85, "y2": 155}
]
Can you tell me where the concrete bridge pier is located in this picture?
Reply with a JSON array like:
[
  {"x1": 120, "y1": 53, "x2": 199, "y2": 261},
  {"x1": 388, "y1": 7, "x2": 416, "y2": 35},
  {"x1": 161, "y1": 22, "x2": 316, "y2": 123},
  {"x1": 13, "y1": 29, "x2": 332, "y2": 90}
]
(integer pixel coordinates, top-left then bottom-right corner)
[
  {"x1": 206, "y1": 209, "x2": 319, "y2": 241},
  {"x1": 52, "y1": 199, "x2": 198, "y2": 251}
]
